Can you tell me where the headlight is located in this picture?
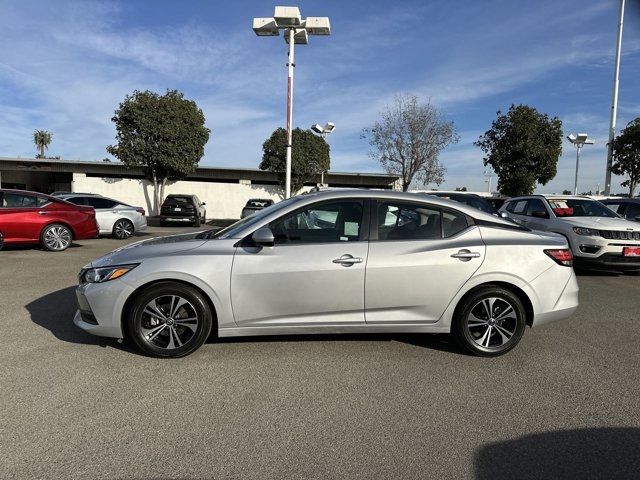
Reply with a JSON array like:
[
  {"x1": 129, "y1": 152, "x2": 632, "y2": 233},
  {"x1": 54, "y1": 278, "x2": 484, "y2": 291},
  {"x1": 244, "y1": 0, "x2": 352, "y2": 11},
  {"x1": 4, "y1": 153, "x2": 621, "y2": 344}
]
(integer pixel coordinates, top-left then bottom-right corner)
[
  {"x1": 80, "y1": 264, "x2": 138, "y2": 284},
  {"x1": 572, "y1": 227, "x2": 600, "y2": 236}
]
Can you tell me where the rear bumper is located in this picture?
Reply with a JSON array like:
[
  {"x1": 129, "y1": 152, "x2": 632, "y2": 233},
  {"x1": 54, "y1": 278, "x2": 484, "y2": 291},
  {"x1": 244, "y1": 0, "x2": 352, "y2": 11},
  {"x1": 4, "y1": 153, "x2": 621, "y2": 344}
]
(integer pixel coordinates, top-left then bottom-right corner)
[
  {"x1": 574, "y1": 253, "x2": 640, "y2": 272},
  {"x1": 75, "y1": 226, "x2": 99, "y2": 240},
  {"x1": 160, "y1": 215, "x2": 198, "y2": 222}
]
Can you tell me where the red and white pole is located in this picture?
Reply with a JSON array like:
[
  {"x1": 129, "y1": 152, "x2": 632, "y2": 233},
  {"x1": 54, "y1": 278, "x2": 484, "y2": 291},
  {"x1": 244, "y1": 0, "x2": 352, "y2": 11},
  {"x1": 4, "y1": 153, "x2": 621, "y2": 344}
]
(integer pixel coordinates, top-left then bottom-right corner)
[{"x1": 285, "y1": 28, "x2": 295, "y2": 199}]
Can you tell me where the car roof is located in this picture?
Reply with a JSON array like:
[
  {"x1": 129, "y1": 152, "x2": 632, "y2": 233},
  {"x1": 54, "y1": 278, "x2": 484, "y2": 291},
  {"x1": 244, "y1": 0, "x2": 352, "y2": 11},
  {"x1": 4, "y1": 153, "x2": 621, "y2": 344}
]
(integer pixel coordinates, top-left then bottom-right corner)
[
  {"x1": 506, "y1": 194, "x2": 593, "y2": 201},
  {"x1": 601, "y1": 198, "x2": 640, "y2": 203}
]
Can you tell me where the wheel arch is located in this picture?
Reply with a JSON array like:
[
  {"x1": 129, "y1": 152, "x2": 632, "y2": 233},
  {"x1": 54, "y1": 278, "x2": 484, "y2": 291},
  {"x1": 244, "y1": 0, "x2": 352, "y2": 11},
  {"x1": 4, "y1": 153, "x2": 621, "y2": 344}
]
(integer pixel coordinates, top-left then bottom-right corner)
[
  {"x1": 40, "y1": 220, "x2": 75, "y2": 240},
  {"x1": 120, "y1": 278, "x2": 219, "y2": 339},
  {"x1": 453, "y1": 281, "x2": 535, "y2": 327}
]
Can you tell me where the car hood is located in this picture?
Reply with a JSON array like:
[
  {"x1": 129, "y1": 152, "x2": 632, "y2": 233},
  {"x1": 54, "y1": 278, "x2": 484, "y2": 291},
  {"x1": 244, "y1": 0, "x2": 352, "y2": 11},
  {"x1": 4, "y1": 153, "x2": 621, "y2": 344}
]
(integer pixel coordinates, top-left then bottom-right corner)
[
  {"x1": 87, "y1": 231, "x2": 209, "y2": 268},
  {"x1": 559, "y1": 216, "x2": 640, "y2": 231}
]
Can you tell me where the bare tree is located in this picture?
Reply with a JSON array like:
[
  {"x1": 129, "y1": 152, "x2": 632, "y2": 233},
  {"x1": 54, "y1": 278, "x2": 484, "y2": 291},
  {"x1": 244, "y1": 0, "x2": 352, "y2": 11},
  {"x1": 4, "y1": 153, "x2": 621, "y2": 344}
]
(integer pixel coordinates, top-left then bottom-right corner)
[{"x1": 362, "y1": 94, "x2": 457, "y2": 191}]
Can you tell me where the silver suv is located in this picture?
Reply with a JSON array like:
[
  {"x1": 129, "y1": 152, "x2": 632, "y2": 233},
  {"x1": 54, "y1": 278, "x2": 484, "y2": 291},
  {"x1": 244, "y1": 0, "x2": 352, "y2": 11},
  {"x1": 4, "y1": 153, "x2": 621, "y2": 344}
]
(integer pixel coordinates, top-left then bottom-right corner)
[{"x1": 500, "y1": 195, "x2": 640, "y2": 272}]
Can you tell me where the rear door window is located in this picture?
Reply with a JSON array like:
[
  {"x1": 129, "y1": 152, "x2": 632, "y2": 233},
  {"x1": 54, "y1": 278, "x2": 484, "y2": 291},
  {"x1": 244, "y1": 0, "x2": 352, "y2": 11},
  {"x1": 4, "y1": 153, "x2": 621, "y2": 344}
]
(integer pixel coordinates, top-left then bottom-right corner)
[
  {"x1": 507, "y1": 200, "x2": 527, "y2": 215},
  {"x1": 525, "y1": 199, "x2": 548, "y2": 217},
  {"x1": 2, "y1": 193, "x2": 38, "y2": 207},
  {"x1": 85, "y1": 197, "x2": 117, "y2": 209},
  {"x1": 377, "y1": 202, "x2": 442, "y2": 240}
]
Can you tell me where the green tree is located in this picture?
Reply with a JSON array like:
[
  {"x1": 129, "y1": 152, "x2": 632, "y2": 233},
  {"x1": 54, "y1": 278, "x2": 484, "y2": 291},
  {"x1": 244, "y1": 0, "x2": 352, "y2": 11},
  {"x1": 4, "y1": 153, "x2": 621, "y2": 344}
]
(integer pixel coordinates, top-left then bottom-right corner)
[
  {"x1": 260, "y1": 127, "x2": 330, "y2": 195},
  {"x1": 611, "y1": 117, "x2": 640, "y2": 198},
  {"x1": 107, "y1": 89, "x2": 210, "y2": 213},
  {"x1": 362, "y1": 94, "x2": 457, "y2": 191},
  {"x1": 33, "y1": 130, "x2": 52, "y2": 158},
  {"x1": 475, "y1": 104, "x2": 563, "y2": 196},
  {"x1": 562, "y1": 189, "x2": 572, "y2": 195}
]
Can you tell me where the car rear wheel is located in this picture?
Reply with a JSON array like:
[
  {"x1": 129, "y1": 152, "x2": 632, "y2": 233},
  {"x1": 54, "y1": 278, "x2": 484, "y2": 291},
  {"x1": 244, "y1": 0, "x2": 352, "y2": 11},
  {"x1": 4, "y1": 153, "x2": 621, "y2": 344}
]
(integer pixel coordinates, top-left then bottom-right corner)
[
  {"x1": 127, "y1": 282, "x2": 213, "y2": 358},
  {"x1": 452, "y1": 287, "x2": 526, "y2": 357},
  {"x1": 40, "y1": 224, "x2": 72, "y2": 252},
  {"x1": 112, "y1": 219, "x2": 134, "y2": 239},
  {"x1": 194, "y1": 215, "x2": 201, "y2": 227}
]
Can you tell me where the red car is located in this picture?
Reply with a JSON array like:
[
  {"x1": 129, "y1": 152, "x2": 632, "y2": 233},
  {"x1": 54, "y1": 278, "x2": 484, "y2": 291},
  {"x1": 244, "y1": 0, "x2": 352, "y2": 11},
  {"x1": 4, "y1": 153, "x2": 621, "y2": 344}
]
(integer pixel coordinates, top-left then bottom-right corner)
[{"x1": 0, "y1": 189, "x2": 99, "y2": 251}]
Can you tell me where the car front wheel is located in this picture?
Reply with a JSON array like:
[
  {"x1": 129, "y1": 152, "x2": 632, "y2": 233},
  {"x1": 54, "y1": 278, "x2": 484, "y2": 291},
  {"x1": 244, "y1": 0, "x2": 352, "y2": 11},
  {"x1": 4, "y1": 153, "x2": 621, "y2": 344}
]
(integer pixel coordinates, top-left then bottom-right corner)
[
  {"x1": 452, "y1": 287, "x2": 526, "y2": 357},
  {"x1": 127, "y1": 282, "x2": 213, "y2": 358}
]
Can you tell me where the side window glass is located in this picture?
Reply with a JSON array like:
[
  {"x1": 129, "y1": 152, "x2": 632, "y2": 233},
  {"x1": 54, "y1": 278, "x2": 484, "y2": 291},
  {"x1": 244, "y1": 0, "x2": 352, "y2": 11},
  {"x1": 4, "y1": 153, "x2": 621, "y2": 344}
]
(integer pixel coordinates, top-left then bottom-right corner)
[
  {"x1": 605, "y1": 203, "x2": 621, "y2": 214},
  {"x1": 2, "y1": 193, "x2": 36, "y2": 207},
  {"x1": 66, "y1": 197, "x2": 86, "y2": 206},
  {"x1": 442, "y1": 210, "x2": 469, "y2": 237},
  {"x1": 626, "y1": 203, "x2": 640, "y2": 220},
  {"x1": 525, "y1": 199, "x2": 548, "y2": 217},
  {"x1": 36, "y1": 197, "x2": 50, "y2": 207},
  {"x1": 377, "y1": 203, "x2": 441, "y2": 240},
  {"x1": 86, "y1": 198, "x2": 115, "y2": 209},
  {"x1": 269, "y1": 201, "x2": 363, "y2": 244},
  {"x1": 509, "y1": 200, "x2": 527, "y2": 214}
]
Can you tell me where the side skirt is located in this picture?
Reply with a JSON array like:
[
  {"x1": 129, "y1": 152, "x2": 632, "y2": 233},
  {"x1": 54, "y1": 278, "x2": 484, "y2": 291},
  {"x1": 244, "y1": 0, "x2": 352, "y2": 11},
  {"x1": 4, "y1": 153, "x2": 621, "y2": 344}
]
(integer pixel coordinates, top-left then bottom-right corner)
[{"x1": 218, "y1": 323, "x2": 450, "y2": 338}]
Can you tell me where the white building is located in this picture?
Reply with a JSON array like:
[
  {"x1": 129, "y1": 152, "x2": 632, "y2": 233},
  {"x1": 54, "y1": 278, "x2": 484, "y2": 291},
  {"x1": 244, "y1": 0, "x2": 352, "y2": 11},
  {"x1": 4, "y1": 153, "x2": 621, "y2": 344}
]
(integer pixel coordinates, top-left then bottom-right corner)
[{"x1": 0, "y1": 157, "x2": 400, "y2": 219}]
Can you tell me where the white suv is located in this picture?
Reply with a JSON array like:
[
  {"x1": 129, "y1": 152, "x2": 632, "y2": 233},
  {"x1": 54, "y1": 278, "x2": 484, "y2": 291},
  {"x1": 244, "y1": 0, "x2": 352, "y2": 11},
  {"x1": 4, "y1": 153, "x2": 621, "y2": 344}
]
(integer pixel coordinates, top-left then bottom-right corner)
[{"x1": 500, "y1": 195, "x2": 640, "y2": 273}]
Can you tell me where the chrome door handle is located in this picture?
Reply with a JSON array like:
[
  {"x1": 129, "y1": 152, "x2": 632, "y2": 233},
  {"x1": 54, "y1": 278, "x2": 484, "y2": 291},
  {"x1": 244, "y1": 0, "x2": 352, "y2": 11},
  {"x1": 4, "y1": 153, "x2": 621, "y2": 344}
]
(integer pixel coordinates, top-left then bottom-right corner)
[
  {"x1": 37, "y1": 211, "x2": 48, "y2": 215},
  {"x1": 332, "y1": 254, "x2": 363, "y2": 266},
  {"x1": 451, "y1": 250, "x2": 481, "y2": 261}
]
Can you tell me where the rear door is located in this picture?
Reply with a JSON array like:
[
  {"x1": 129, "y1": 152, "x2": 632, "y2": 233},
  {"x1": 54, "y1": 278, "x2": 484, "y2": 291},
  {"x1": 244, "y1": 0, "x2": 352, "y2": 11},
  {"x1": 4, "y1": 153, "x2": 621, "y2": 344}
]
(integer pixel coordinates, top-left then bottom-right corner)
[
  {"x1": 504, "y1": 198, "x2": 529, "y2": 225},
  {"x1": 522, "y1": 198, "x2": 551, "y2": 231},
  {"x1": 365, "y1": 200, "x2": 486, "y2": 323},
  {"x1": 84, "y1": 197, "x2": 118, "y2": 232}
]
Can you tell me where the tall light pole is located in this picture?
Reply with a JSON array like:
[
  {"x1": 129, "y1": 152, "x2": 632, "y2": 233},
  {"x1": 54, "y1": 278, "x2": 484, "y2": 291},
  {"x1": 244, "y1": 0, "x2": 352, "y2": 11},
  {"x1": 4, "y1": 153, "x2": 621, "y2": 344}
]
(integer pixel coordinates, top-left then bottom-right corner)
[
  {"x1": 605, "y1": 0, "x2": 626, "y2": 195},
  {"x1": 568, "y1": 133, "x2": 595, "y2": 195},
  {"x1": 311, "y1": 122, "x2": 335, "y2": 186},
  {"x1": 253, "y1": 7, "x2": 331, "y2": 199}
]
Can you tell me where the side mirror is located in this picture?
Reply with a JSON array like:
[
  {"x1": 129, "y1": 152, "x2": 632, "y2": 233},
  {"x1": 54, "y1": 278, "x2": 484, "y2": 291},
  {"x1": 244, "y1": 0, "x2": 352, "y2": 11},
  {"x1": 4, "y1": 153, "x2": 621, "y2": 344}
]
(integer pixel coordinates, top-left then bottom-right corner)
[
  {"x1": 500, "y1": 212, "x2": 510, "y2": 219},
  {"x1": 201, "y1": 202, "x2": 206, "y2": 206},
  {"x1": 531, "y1": 210, "x2": 549, "y2": 218},
  {"x1": 251, "y1": 227, "x2": 275, "y2": 247}
]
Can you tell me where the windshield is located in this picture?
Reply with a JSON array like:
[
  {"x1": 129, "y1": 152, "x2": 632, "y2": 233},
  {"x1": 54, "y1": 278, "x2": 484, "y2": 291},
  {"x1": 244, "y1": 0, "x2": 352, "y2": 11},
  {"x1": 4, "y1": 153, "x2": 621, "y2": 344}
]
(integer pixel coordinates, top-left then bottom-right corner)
[
  {"x1": 548, "y1": 198, "x2": 618, "y2": 218},
  {"x1": 206, "y1": 196, "x2": 304, "y2": 239},
  {"x1": 430, "y1": 193, "x2": 498, "y2": 215}
]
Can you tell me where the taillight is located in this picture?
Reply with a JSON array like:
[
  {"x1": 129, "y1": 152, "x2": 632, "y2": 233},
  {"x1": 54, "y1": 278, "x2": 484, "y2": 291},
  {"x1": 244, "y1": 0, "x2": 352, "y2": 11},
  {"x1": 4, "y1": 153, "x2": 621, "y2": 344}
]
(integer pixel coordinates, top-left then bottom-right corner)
[
  {"x1": 136, "y1": 208, "x2": 145, "y2": 216},
  {"x1": 544, "y1": 248, "x2": 573, "y2": 267}
]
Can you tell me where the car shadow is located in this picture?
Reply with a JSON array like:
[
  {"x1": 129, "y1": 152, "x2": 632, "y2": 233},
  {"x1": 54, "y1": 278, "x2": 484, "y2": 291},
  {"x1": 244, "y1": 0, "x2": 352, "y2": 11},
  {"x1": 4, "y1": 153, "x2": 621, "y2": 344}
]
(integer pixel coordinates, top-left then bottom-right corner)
[
  {"x1": 25, "y1": 286, "x2": 135, "y2": 352},
  {"x1": 215, "y1": 332, "x2": 468, "y2": 355},
  {"x1": 474, "y1": 427, "x2": 640, "y2": 479}
]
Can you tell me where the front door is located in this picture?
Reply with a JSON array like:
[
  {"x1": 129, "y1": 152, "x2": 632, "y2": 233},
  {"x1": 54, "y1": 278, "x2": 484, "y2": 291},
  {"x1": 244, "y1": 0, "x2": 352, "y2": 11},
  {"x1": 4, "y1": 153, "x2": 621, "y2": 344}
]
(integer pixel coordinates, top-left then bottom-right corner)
[
  {"x1": 365, "y1": 201, "x2": 485, "y2": 323},
  {"x1": 231, "y1": 199, "x2": 368, "y2": 326}
]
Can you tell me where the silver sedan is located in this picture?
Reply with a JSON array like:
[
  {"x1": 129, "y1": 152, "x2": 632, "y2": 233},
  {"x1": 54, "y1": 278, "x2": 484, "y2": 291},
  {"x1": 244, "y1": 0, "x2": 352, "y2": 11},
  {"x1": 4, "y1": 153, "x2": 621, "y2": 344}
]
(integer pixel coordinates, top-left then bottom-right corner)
[{"x1": 74, "y1": 190, "x2": 579, "y2": 358}]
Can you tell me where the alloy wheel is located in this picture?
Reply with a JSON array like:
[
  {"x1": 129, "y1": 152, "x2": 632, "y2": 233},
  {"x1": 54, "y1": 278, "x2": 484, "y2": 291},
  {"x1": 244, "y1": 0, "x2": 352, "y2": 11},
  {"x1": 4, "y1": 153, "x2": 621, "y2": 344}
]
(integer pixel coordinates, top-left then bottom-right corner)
[
  {"x1": 44, "y1": 226, "x2": 71, "y2": 251},
  {"x1": 140, "y1": 295, "x2": 199, "y2": 350},
  {"x1": 466, "y1": 297, "x2": 518, "y2": 349},
  {"x1": 114, "y1": 220, "x2": 133, "y2": 239}
]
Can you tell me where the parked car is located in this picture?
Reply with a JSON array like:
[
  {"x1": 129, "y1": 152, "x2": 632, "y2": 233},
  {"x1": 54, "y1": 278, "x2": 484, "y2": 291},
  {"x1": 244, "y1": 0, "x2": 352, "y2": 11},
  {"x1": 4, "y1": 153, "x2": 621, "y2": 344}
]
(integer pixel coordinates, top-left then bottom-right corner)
[
  {"x1": 241, "y1": 198, "x2": 275, "y2": 218},
  {"x1": 486, "y1": 196, "x2": 508, "y2": 211},
  {"x1": 160, "y1": 194, "x2": 206, "y2": 227},
  {"x1": 420, "y1": 192, "x2": 499, "y2": 215},
  {"x1": 57, "y1": 194, "x2": 146, "y2": 239},
  {"x1": 601, "y1": 198, "x2": 640, "y2": 224},
  {"x1": 74, "y1": 189, "x2": 578, "y2": 358},
  {"x1": 500, "y1": 195, "x2": 640, "y2": 273},
  {"x1": 0, "y1": 189, "x2": 98, "y2": 251}
]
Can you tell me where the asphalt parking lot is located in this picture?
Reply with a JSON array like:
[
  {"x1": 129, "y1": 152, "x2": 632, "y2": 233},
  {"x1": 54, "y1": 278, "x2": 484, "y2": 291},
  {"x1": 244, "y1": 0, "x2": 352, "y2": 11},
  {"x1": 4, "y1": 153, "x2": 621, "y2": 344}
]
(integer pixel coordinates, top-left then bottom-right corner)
[{"x1": 1, "y1": 227, "x2": 639, "y2": 480}]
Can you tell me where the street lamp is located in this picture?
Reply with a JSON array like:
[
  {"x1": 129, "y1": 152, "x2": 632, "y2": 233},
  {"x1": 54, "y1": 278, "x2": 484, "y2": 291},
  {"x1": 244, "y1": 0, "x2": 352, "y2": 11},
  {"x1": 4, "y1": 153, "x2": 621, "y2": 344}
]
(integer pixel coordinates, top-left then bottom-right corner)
[
  {"x1": 253, "y1": 6, "x2": 331, "y2": 199},
  {"x1": 567, "y1": 133, "x2": 595, "y2": 195},
  {"x1": 311, "y1": 122, "x2": 335, "y2": 185}
]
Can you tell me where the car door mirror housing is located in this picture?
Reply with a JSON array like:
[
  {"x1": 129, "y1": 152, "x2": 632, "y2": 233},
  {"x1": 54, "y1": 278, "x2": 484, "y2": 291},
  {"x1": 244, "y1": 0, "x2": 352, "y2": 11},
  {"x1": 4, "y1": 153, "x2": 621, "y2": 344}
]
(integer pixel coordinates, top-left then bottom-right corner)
[
  {"x1": 201, "y1": 202, "x2": 206, "y2": 206},
  {"x1": 500, "y1": 212, "x2": 510, "y2": 219},
  {"x1": 531, "y1": 210, "x2": 549, "y2": 218},
  {"x1": 252, "y1": 227, "x2": 275, "y2": 246}
]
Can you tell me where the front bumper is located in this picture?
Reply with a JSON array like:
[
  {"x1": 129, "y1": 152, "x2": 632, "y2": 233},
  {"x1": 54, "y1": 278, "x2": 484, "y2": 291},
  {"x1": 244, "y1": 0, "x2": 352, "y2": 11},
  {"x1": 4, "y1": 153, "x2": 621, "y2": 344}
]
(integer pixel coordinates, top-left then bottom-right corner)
[
  {"x1": 73, "y1": 280, "x2": 134, "y2": 338},
  {"x1": 574, "y1": 253, "x2": 640, "y2": 272}
]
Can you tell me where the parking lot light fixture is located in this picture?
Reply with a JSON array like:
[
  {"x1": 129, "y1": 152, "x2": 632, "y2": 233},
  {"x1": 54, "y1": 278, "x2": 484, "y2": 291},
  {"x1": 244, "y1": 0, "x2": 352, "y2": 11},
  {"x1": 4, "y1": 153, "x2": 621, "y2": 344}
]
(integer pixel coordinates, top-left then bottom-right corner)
[
  {"x1": 310, "y1": 122, "x2": 335, "y2": 185},
  {"x1": 253, "y1": 6, "x2": 331, "y2": 199},
  {"x1": 567, "y1": 133, "x2": 595, "y2": 195}
]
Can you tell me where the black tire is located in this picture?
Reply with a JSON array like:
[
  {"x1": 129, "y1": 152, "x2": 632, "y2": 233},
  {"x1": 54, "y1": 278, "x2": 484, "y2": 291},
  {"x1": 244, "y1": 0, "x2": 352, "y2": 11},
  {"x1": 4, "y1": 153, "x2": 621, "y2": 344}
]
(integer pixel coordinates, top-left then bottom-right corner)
[
  {"x1": 112, "y1": 218, "x2": 134, "y2": 239},
  {"x1": 127, "y1": 282, "x2": 213, "y2": 358},
  {"x1": 623, "y1": 270, "x2": 640, "y2": 276},
  {"x1": 452, "y1": 286, "x2": 526, "y2": 357},
  {"x1": 40, "y1": 223, "x2": 72, "y2": 252},
  {"x1": 160, "y1": 219, "x2": 167, "y2": 227},
  {"x1": 194, "y1": 215, "x2": 201, "y2": 227}
]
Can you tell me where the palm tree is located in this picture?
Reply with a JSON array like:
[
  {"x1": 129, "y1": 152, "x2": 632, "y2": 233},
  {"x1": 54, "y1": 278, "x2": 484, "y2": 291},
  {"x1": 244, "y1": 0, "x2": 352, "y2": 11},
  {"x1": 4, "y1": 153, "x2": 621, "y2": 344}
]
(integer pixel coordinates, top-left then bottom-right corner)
[{"x1": 33, "y1": 130, "x2": 52, "y2": 158}]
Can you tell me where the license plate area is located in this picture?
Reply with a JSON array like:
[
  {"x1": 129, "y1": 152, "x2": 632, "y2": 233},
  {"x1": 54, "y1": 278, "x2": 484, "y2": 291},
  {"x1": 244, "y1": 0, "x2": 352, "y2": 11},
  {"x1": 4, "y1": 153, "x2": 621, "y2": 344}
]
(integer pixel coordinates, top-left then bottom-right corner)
[{"x1": 623, "y1": 247, "x2": 640, "y2": 257}]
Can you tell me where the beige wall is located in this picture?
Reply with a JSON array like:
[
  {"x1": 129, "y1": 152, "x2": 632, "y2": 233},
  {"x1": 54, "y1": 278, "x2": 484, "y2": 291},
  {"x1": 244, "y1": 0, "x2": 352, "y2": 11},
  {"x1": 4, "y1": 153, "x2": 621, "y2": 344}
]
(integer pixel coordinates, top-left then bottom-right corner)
[{"x1": 71, "y1": 173, "x2": 315, "y2": 219}]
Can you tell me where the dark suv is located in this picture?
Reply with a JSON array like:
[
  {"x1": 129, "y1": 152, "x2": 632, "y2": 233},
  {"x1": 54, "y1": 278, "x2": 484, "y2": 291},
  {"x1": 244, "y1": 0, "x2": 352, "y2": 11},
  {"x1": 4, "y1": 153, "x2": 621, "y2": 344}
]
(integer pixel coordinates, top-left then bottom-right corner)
[
  {"x1": 160, "y1": 194, "x2": 206, "y2": 227},
  {"x1": 601, "y1": 198, "x2": 640, "y2": 223}
]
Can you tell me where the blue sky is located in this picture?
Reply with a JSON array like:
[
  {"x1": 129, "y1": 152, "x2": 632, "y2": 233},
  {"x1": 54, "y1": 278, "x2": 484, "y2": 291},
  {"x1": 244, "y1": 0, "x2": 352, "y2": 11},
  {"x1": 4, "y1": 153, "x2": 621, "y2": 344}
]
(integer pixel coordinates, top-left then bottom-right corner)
[{"x1": 1, "y1": 0, "x2": 639, "y2": 193}]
